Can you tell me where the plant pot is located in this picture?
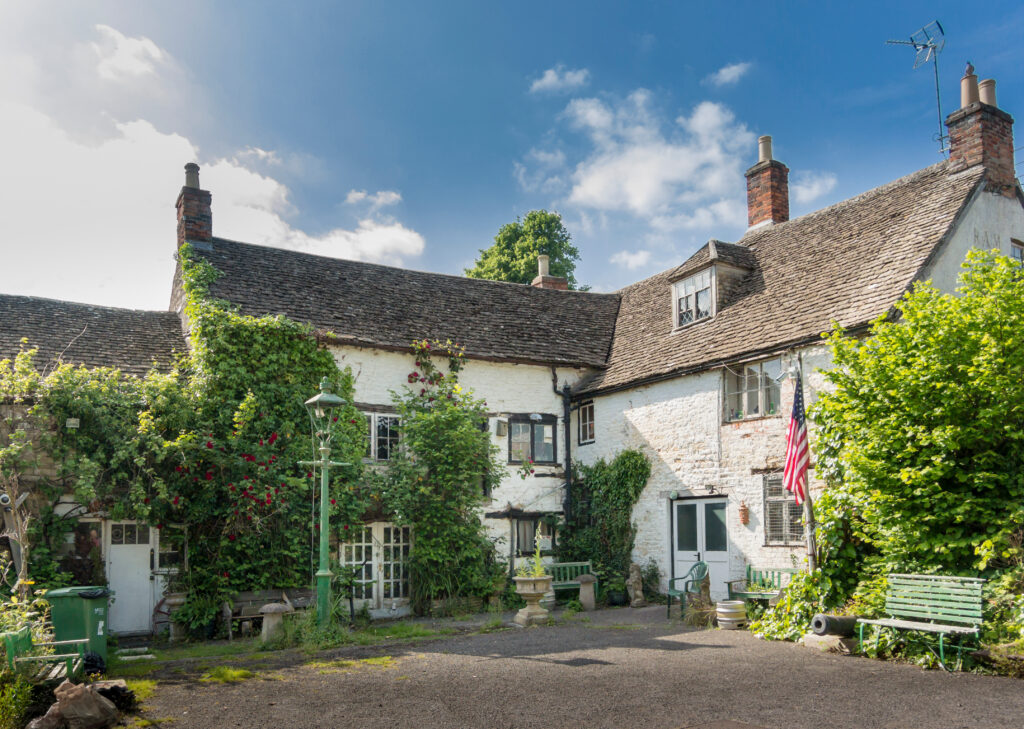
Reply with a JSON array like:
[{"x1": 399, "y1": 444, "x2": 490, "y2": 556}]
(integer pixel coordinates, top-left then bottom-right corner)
[
  {"x1": 513, "y1": 575, "x2": 553, "y2": 626},
  {"x1": 716, "y1": 600, "x2": 747, "y2": 630},
  {"x1": 164, "y1": 592, "x2": 188, "y2": 642},
  {"x1": 606, "y1": 590, "x2": 628, "y2": 606}
]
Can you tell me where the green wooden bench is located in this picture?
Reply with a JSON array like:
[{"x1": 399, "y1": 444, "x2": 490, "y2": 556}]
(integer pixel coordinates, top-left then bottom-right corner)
[
  {"x1": 1, "y1": 626, "x2": 87, "y2": 683},
  {"x1": 667, "y1": 561, "x2": 708, "y2": 619},
  {"x1": 549, "y1": 562, "x2": 596, "y2": 594},
  {"x1": 726, "y1": 566, "x2": 800, "y2": 601},
  {"x1": 857, "y1": 573, "x2": 985, "y2": 671}
]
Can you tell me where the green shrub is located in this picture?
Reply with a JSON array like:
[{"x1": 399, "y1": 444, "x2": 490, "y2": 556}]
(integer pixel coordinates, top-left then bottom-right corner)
[
  {"x1": 0, "y1": 676, "x2": 32, "y2": 729},
  {"x1": 749, "y1": 570, "x2": 836, "y2": 642}
]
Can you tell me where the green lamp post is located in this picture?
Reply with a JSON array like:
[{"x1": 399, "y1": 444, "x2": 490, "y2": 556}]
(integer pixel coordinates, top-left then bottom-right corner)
[{"x1": 300, "y1": 376, "x2": 349, "y2": 627}]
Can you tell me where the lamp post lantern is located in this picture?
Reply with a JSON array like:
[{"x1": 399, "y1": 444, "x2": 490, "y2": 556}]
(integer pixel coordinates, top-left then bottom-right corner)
[{"x1": 300, "y1": 376, "x2": 349, "y2": 627}]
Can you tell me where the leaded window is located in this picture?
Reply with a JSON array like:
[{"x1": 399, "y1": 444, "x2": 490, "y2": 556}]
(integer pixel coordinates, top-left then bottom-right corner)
[{"x1": 674, "y1": 270, "x2": 713, "y2": 327}]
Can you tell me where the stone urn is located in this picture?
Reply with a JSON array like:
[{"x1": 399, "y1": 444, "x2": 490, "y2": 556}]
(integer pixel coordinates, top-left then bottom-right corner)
[
  {"x1": 513, "y1": 575, "x2": 554, "y2": 626},
  {"x1": 164, "y1": 592, "x2": 188, "y2": 642}
]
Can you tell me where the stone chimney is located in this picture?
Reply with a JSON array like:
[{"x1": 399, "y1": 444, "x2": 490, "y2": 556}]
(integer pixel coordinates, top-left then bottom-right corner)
[
  {"x1": 531, "y1": 254, "x2": 568, "y2": 290},
  {"x1": 744, "y1": 135, "x2": 790, "y2": 228},
  {"x1": 176, "y1": 162, "x2": 213, "y2": 248},
  {"x1": 946, "y1": 67, "x2": 1016, "y2": 196}
]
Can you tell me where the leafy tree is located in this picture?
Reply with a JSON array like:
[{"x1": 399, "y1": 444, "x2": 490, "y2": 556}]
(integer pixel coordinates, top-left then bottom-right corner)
[
  {"x1": 465, "y1": 210, "x2": 583, "y2": 289},
  {"x1": 813, "y1": 249, "x2": 1024, "y2": 578}
]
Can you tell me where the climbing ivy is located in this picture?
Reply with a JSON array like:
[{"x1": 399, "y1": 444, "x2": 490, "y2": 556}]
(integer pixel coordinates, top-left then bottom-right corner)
[
  {"x1": 376, "y1": 339, "x2": 505, "y2": 614},
  {"x1": 0, "y1": 244, "x2": 367, "y2": 612},
  {"x1": 558, "y1": 450, "x2": 651, "y2": 586}
]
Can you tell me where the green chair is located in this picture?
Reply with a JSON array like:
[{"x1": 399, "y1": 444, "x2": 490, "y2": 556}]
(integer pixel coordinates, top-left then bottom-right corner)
[{"x1": 666, "y1": 561, "x2": 708, "y2": 619}]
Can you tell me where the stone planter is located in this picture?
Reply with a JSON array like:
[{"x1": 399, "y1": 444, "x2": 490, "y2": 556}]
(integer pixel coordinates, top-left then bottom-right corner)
[
  {"x1": 716, "y1": 600, "x2": 747, "y2": 630},
  {"x1": 513, "y1": 575, "x2": 553, "y2": 627},
  {"x1": 164, "y1": 592, "x2": 188, "y2": 642}
]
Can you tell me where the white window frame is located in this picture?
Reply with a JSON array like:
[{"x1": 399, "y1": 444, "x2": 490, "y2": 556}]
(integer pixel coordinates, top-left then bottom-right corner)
[
  {"x1": 763, "y1": 474, "x2": 804, "y2": 546},
  {"x1": 724, "y1": 358, "x2": 782, "y2": 422},
  {"x1": 578, "y1": 401, "x2": 595, "y2": 445},
  {"x1": 672, "y1": 268, "x2": 714, "y2": 328},
  {"x1": 1011, "y1": 239, "x2": 1024, "y2": 263},
  {"x1": 364, "y1": 412, "x2": 400, "y2": 462}
]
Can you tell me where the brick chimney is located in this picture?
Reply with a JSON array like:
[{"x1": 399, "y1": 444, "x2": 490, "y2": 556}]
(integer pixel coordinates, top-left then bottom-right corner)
[
  {"x1": 946, "y1": 68, "x2": 1016, "y2": 196},
  {"x1": 531, "y1": 254, "x2": 568, "y2": 290},
  {"x1": 176, "y1": 162, "x2": 213, "y2": 249},
  {"x1": 744, "y1": 135, "x2": 789, "y2": 228}
]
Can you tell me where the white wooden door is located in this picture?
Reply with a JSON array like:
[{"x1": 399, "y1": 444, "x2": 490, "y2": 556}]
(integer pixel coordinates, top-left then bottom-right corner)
[
  {"x1": 339, "y1": 523, "x2": 411, "y2": 609},
  {"x1": 106, "y1": 522, "x2": 154, "y2": 634},
  {"x1": 673, "y1": 498, "x2": 730, "y2": 601}
]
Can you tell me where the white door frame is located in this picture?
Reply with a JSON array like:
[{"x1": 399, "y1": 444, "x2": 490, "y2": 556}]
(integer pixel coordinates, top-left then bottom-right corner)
[
  {"x1": 670, "y1": 496, "x2": 731, "y2": 601},
  {"x1": 339, "y1": 522, "x2": 411, "y2": 610}
]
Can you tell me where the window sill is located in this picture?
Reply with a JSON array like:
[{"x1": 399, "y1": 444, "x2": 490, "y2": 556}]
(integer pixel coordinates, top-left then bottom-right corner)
[
  {"x1": 578, "y1": 439, "x2": 595, "y2": 447},
  {"x1": 763, "y1": 542, "x2": 804, "y2": 548},
  {"x1": 723, "y1": 413, "x2": 783, "y2": 425}
]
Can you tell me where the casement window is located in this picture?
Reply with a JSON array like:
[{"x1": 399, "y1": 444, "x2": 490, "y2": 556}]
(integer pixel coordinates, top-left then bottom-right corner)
[
  {"x1": 724, "y1": 358, "x2": 781, "y2": 422},
  {"x1": 673, "y1": 269, "x2": 713, "y2": 327},
  {"x1": 508, "y1": 414, "x2": 557, "y2": 465},
  {"x1": 764, "y1": 474, "x2": 804, "y2": 546},
  {"x1": 364, "y1": 413, "x2": 400, "y2": 461},
  {"x1": 515, "y1": 519, "x2": 556, "y2": 555},
  {"x1": 578, "y1": 401, "x2": 595, "y2": 445},
  {"x1": 1011, "y1": 239, "x2": 1024, "y2": 263}
]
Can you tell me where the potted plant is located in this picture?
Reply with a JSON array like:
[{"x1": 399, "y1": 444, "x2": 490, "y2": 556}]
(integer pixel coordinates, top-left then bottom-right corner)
[
  {"x1": 605, "y1": 576, "x2": 628, "y2": 606},
  {"x1": 512, "y1": 532, "x2": 553, "y2": 626}
]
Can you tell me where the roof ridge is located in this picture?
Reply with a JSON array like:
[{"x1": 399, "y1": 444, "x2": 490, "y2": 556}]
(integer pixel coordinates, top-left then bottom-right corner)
[
  {"x1": 209, "y1": 237, "x2": 619, "y2": 299},
  {"x1": 0, "y1": 292, "x2": 176, "y2": 316}
]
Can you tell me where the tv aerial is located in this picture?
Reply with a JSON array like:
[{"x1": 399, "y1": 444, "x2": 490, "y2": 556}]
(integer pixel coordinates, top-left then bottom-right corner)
[{"x1": 887, "y1": 20, "x2": 947, "y2": 156}]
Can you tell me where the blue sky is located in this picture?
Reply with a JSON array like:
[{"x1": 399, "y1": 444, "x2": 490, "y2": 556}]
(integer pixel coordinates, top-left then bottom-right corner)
[{"x1": 1, "y1": 1, "x2": 1022, "y2": 308}]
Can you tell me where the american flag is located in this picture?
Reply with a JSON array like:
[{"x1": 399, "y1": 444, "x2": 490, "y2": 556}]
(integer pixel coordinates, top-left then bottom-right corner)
[{"x1": 784, "y1": 372, "x2": 809, "y2": 506}]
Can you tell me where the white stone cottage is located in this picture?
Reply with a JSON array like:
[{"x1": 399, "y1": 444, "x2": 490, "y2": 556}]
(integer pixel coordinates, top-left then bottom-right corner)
[{"x1": 1, "y1": 70, "x2": 1022, "y2": 630}]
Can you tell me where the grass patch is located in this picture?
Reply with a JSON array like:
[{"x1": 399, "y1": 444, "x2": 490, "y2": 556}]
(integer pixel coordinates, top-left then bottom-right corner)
[
  {"x1": 109, "y1": 659, "x2": 158, "y2": 679},
  {"x1": 125, "y1": 680, "x2": 157, "y2": 701},
  {"x1": 130, "y1": 719, "x2": 174, "y2": 727},
  {"x1": 360, "y1": 655, "x2": 396, "y2": 668},
  {"x1": 475, "y1": 616, "x2": 508, "y2": 634},
  {"x1": 152, "y1": 639, "x2": 263, "y2": 662},
  {"x1": 198, "y1": 666, "x2": 256, "y2": 684}
]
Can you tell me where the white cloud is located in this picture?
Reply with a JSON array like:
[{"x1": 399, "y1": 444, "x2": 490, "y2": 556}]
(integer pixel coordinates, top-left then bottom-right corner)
[
  {"x1": 547, "y1": 91, "x2": 754, "y2": 231},
  {"x1": 530, "y1": 65, "x2": 590, "y2": 93},
  {"x1": 609, "y1": 249, "x2": 652, "y2": 269},
  {"x1": 0, "y1": 22, "x2": 425, "y2": 309},
  {"x1": 345, "y1": 189, "x2": 402, "y2": 210},
  {"x1": 91, "y1": 24, "x2": 167, "y2": 82},
  {"x1": 513, "y1": 148, "x2": 566, "y2": 193},
  {"x1": 704, "y1": 62, "x2": 752, "y2": 87},
  {"x1": 791, "y1": 171, "x2": 838, "y2": 205}
]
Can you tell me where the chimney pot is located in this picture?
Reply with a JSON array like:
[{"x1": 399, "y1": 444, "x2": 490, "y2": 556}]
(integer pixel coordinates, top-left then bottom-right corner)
[
  {"x1": 979, "y1": 78, "x2": 997, "y2": 107},
  {"x1": 184, "y1": 162, "x2": 200, "y2": 189},
  {"x1": 531, "y1": 253, "x2": 568, "y2": 290},
  {"x1": 537, "y1": 254, "x2": 550, "y2": 277},
  {"x1": 961, "y1": 71, "x2": 980, "y2": 108},
  {"x1": 757, "y1": 135, "x2": 773, "y2": 163},
  {"x1": 745, "y1": 135, "x2": 789, "y2": 227}
]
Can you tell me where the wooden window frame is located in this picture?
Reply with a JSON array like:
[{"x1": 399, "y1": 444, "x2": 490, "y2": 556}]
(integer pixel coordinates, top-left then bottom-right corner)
[
  {"x1": 724, "y1": 358, "x2": 782, "y2": 423},
  {"x1": 672, "y1": 268, "x2": 714, "y2": 328},
  {"x1": 763, "y1": 474, "x2": 803, "y2": 546},
  {"x1": 578, "y1": 401, "x2": 595, "y2": 445},
  {"x1": 507, "y1": 414, "x2": 558, "y2": 465}
]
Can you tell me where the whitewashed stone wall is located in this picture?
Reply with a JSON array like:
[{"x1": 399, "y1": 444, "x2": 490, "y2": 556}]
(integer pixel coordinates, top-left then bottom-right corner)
[
  {"x1": 328, "y1": 345, "x2": 589, "y2": 549},
  {"x1": 574, "y1": 346, "x2": 833, "y2": 592}
]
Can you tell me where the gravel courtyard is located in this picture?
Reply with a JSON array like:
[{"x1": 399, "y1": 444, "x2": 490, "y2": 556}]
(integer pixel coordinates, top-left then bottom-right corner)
[{"x1": 138, "y1": 607, "x2": 1024, "y2": 729}]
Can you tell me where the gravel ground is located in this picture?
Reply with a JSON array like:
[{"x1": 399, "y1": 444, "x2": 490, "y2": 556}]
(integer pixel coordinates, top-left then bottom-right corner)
[{"x1": 140, "y1": 606, "x2": 1024, "y2": 729}]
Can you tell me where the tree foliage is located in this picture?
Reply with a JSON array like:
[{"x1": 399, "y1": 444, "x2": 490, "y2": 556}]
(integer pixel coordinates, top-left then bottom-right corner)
[
  {"x1": 813, "y1": 249, "x2": 1024, "y2": 579},
  {"x1": 464, "y1": 210, "x2": 583, "y2": 289},
  {"x1": 377, "y1": 339, "x2": 505, "y2": 614}
]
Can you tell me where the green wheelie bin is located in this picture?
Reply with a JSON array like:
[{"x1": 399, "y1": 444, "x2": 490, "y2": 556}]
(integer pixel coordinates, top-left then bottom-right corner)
[{"x1": 45, "y1": 586, "x2": 112, "y2": 673}]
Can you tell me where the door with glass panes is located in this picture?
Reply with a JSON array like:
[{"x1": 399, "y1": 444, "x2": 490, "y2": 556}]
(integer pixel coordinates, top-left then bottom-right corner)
[
  {"x1": 673, "y1": 498, "x2": 729, "y2": 600},
  {"x1": 339, "y1": 523, "x2": 411, "y2": 609}
]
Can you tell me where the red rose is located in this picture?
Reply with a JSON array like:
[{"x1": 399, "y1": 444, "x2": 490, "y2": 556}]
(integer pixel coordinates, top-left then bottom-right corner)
[
  {"x1": 173, "y1": 496, "x2": 180, "y2": 505},
  {"x1": 228, "y1": 534, "x2": 236, "y2": 541},
  {"x1": 330, "y1": 498, "x2": 336, "y2": 505},
  {"x1": 206, "y1": 441, "x2": 213, "y2": 449},
  {"x1": 343, "y1": 524, "x2": 349, "y2": 530},
  {"x1": 222, "y1": 571, "x2": 229, "y2": 578},
  {"x1": 175, "y1": 466, "x2": 182, "y2": 472},
  {"x1": 259, "y1": 439, "x2": 264, "y2": 446},
  {"x1": 332, "y1": 416, "x2": 338, "y2": 422},
  {"x1": 307, "y1": 472, "x2": 313, "y2": 479},
  {"x1": 229, "y1": 484, "x2": 236, "y2": 491},
  {"x1": 157, "y1": 523, "x2": 163, "y2": 530}
]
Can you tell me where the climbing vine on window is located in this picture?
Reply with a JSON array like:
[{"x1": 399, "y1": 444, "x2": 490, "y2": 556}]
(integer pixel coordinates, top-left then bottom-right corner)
[{"x1": 376, "y1": 339, "x2": 506, "y2": 614}]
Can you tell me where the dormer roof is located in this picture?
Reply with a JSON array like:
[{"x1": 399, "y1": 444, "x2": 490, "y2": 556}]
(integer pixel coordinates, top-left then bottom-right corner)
[{"x1": 668, "y1": 239, "x2": 757, "y2": 283}]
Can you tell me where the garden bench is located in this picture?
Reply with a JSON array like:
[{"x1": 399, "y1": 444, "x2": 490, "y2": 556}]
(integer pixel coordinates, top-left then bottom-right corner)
[
  {"x1": 1, "y1": 626, "x2": 87, "y2": 683},
  {"x1": 222, "y1": 588, "x2": 315, "y2": 640},
  {"x1": 549, "y1": 562, "x2": 596, "y2": 596},
  {"x1": 857, "y1": 573, "x2": 985, "y2": 671},
  {"x1": 726, "y1": 566, "x2": 800, "y2": 602},
  {"x1": 667, "y1": 561, "x2": 708, "y2": 619}
]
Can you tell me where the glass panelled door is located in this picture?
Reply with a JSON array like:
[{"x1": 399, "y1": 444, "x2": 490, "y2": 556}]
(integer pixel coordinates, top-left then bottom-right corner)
[
  {"x1": 673, "y1": 498, "x2": 730, "y2": 601},
  {"x1": 339, "y1": 522, "x2": 411, "y2": 609}
]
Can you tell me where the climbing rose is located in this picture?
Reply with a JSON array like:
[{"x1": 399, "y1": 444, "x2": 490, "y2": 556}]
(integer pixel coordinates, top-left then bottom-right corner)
[
  {"x1": 330, "y1": 498, "x2": 336, "y2": 505},
  {"x1": 172, "y1": 496, "x2": 180, "y2": 506},
  {"x1": 228, "y1": 534, "x2": 236, "y2": 541},
  {"x1": 206, "y1": 441, "x2": 213, "y2": 449}
]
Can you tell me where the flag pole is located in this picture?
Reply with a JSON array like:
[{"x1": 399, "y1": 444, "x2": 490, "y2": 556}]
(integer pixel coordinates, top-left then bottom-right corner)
[{"x1": 796, "y1": 352, "x2": 818, "y2": 571}]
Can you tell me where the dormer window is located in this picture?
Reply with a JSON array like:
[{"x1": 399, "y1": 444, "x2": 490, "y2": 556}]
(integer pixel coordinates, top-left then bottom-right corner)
[{"x1": 674, "y1": 269, "x2": 713, "y2": 327}]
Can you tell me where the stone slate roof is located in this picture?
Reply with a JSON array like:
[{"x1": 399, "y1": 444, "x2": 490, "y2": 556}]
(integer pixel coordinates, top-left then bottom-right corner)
[
  {"x1": 0, "y1": 295, "x2": 185, "y2": 376},
  {"x1": 191, "y1": 238, "x2": 621, "y2": 368},
  {"x1": 579, "y1": 161, "x2": 986, "y2": 394}
]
